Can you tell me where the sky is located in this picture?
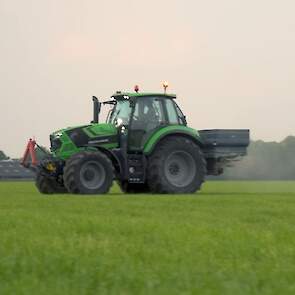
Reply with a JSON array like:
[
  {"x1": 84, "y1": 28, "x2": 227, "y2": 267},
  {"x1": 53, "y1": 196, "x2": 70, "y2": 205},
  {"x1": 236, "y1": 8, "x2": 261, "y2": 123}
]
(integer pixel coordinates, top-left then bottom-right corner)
[{"x1": 0, "y1": 0, "x2": 295, "y2": 157}]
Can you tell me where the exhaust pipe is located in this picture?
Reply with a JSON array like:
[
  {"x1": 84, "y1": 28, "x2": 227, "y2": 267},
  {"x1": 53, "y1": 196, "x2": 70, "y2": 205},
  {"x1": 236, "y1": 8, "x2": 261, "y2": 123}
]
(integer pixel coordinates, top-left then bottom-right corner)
[{"x1": 92, "y1": 96, "x2": 101, "y2": 123}]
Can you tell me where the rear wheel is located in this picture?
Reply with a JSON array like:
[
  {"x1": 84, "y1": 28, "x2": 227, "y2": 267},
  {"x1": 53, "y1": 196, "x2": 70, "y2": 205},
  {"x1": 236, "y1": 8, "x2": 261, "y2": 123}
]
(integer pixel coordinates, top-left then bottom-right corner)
[
  {"x1": 147, "y1": 136, "x2": 206, "y2": 194},
  {"x1": 63, "y1": 151, "x2": 113, "y2": 194},
  {"x1": 35, "y1": 172, "x2": 67, "y2": 194}
]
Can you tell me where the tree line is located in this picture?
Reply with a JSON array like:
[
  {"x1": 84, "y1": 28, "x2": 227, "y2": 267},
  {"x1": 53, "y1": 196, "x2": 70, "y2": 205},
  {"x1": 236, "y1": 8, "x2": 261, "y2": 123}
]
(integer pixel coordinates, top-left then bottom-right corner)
[
  {"x1": 219, "y1": 136, "x2": 295, "y2": 180},
  {"x1": 0, "y1": 151, "x2": 9, "y2": 160},
  {"x1": 1, "y1": 136, "x2": 295, "y2": 180}
]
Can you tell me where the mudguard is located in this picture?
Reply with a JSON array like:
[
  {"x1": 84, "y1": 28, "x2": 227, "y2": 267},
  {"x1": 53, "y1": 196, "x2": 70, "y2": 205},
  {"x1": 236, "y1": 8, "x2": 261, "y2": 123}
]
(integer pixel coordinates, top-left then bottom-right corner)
[{"x1": 143, "y1": 126, "x2": 203, "y2": 155}]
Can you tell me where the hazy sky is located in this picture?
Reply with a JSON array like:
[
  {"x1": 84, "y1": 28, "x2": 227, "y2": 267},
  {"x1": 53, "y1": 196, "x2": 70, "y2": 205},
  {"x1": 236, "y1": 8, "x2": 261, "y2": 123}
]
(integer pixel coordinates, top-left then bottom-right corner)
[{"x1": 1, "y1": 0, "x2": 295, "y2": 157}]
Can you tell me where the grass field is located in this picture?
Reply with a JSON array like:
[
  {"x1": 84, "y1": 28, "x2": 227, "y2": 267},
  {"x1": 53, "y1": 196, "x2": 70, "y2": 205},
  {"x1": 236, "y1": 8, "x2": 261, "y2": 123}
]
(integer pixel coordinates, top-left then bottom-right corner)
[{"x1": 0, "y1": 181, "x2": 295, "y2": 295}]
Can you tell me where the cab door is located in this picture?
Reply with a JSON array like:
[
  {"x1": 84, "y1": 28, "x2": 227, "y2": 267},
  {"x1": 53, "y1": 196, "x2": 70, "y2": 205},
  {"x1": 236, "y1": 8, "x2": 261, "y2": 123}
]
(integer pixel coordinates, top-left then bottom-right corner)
[{"x1": 128, "y1": 96, "x2": 166, "y2": 150}]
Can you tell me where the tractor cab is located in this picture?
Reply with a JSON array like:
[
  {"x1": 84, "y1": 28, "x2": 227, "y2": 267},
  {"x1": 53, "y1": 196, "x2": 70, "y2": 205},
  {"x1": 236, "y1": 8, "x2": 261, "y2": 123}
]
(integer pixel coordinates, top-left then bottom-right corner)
[{"x1": 104, "y1": 92, "x2": 186, "y2": 149}]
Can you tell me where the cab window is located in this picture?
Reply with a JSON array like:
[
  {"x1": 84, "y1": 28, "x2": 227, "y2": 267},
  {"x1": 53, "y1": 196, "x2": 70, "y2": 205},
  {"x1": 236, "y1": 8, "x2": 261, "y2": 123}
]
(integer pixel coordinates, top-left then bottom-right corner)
[
  {"x1": 175, "y1": 102, "x2": 186, "y2": 125},
  {"x1": 129, "y1": 96, "x2": 165, "y2": 149},
  {"x1": 108, "y1": 100, "x2": 132, "y2": 126},
  {"x1": 165, "y1": 99, "x2": 179, "y2": 124}
]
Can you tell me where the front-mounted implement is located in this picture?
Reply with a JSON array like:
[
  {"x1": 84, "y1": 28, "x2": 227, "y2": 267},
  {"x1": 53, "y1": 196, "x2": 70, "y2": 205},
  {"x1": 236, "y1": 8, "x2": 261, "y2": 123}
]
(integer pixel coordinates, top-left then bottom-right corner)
[
  {"x1": 21, "y1": 139, "x2": 38, "y2": 168},
  {"x1": 22, "y1": 85, "x2": 250, "y2": 195}
]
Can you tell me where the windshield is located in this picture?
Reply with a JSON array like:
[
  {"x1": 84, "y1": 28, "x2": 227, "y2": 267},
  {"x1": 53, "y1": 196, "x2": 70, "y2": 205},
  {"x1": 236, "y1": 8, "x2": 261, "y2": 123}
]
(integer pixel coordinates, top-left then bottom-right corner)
[{"x1": 107, "y1": 100, "x2": 132, "y2": 126}]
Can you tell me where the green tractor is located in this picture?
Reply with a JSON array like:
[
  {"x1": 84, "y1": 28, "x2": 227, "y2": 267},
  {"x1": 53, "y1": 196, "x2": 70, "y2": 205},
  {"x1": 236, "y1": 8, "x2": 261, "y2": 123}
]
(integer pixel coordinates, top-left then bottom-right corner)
[{"x1": 23, "y1": 90, "x2": 249, "y2": 194}]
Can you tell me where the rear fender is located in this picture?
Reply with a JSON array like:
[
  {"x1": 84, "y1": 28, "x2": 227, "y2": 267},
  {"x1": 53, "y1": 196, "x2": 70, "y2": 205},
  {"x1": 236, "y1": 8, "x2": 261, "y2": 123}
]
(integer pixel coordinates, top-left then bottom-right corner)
[{"x1": 143, "y1": 126, "x2": 203, "y2": 155}]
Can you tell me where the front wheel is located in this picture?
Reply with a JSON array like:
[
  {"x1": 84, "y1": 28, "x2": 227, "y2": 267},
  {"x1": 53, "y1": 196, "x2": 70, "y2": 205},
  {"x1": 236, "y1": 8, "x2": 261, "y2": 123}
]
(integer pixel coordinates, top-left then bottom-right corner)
[
  {"x1": 147, "y1": 136, "x2": 206, "y2": 194},
  {"x1": 35, "y1": 172, "x2": 67, "y2": 194},
  {"x1": 63, "y1": 151, "x2": 114, "y2": 194}
]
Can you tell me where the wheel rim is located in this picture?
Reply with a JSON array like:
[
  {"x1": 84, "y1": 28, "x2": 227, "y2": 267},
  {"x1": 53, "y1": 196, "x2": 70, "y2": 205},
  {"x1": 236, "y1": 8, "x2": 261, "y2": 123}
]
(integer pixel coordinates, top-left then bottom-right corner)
[
  {"x1": 79, "y1": 161, "x2": 106, "y2": 190},
  {"x1": 164, "y1": 151, "x2": 196, "y2": 187}
]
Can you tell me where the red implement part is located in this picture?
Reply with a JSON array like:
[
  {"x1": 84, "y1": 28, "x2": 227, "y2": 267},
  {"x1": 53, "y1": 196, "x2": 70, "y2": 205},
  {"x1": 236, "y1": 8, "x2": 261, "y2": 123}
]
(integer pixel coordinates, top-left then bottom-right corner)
[{"x1": 21, "y1": 139, "x2": 38, "y2": 167}]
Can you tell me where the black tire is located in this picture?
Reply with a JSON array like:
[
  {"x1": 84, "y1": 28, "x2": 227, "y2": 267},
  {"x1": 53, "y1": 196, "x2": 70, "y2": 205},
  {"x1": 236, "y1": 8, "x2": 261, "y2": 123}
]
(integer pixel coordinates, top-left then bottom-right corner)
[
  {"x1": 35, "y1": 172, "x2": 67, "y2": 194},
  {"x1": 63, "y1": 151, "x2": 113, "y2": 194},
  {"x1": 118, "y1": 181, "x2": 150, "y2": 194},
  {"x1": 147, "y1": 136, "x2": 206, "y2": 194}
]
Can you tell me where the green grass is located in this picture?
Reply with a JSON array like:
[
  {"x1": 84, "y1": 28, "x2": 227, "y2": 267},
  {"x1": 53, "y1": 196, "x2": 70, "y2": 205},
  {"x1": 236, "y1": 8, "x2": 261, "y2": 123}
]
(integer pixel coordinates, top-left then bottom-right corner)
[{"x1": 0, "y1": 181, "x2": 295, "y2": 295}]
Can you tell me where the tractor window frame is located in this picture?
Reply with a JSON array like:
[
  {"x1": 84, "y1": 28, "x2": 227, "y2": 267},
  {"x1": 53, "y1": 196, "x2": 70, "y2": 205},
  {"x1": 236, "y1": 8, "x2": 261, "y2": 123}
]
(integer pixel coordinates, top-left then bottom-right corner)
[
  {"x1": 164, "y1": 98, "x2": 179, "y2": 125},
  {"x1": 129, "y1": 96, "x2": 166, "y2": 128},
  {"x1": 107, "y1": 99, "x2": 132, "y2": 126},
  {"x1": 128, "y1": 96, "x2": 166, "y2": 149},
  {"x1": 162, "y1": 98, "x2": 186, "y2": 126},
  {"x1": 174, "y1": 101, "x2": 187, "y2": 126}
]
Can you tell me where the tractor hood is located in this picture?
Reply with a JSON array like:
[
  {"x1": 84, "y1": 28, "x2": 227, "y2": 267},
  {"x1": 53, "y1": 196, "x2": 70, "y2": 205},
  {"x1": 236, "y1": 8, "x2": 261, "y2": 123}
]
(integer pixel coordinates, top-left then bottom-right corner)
[
  {"x1": 50, "y1": 123, "x2": 118, "y2": 160},
  {"x1": 51, "y1": 125, "x2": 89, "y2": 138},
  {"x1": 51, "y1": 123, "x2": 117, "y2": 137}
]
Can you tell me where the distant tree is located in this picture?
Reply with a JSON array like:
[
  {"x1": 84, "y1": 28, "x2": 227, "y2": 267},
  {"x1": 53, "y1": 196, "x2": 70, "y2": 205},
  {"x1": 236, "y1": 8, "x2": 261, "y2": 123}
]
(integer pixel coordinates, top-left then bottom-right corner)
[
  {"x1": 0, "y1": 150, "x2": 9, "y2": 160},
  {"x1": 217, "y1": 136, "x2": 295, "y2": 180}
]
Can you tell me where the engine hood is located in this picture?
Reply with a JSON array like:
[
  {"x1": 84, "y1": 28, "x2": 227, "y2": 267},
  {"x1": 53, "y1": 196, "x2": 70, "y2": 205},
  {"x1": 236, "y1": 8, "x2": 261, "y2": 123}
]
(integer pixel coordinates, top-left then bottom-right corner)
[
  {"x1": 51, "y1": 123, "x2": 117, "y2": 138},
  {"x1": 50, "y1": 123, "x2": 118, "y2": 160},
  {"x1": 51, "y1": 124, "x2": 89, "y2": 138}
]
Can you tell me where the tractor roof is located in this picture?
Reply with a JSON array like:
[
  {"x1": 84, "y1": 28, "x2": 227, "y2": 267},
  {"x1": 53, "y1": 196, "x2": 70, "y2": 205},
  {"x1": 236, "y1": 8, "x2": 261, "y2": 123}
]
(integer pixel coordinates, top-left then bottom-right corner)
[{"x1": 111, "y1": 92, "x2": 177, "y2": 100}]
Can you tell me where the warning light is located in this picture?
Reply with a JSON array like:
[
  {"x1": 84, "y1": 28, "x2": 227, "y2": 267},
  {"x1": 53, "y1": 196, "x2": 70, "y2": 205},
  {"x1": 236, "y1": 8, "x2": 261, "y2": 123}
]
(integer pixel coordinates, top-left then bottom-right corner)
[
  {"x1": 134, "y1": 85, "x2": 139, "y2": 93},
  {"x1": 162, "y1": 81, "x2": 169, "y2": 93}
]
